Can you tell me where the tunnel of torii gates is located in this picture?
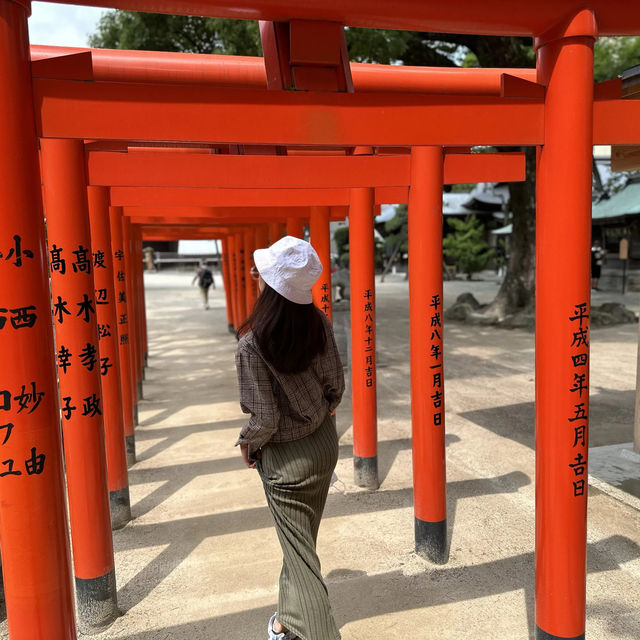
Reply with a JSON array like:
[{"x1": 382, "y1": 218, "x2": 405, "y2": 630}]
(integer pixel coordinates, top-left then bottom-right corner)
[{"x1": 2, "y1": 2, "x2": 640, "y2": 639}]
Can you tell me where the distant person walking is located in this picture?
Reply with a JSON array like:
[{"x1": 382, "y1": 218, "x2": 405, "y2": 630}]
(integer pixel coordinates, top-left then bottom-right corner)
[
  {"x1": 591, "y1": 239, "x2": 606, "y2": 290},
  {"x1": 192, "y1": 260, "x2": 213, "y2": 309},
  {"x1": 235, "y1": 236, "x2": 344, "y2": 640}
]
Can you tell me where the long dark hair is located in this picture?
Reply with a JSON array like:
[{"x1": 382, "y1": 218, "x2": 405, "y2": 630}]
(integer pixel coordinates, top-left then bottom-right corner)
[{"x1": 237, "y1": 283, "x2": 327, "y2": 374}]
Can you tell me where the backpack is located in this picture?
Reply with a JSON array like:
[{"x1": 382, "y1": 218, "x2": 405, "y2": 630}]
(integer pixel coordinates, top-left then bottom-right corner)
[{"x1": 199, "y1": 268, "x2": 213, "y2": 288}]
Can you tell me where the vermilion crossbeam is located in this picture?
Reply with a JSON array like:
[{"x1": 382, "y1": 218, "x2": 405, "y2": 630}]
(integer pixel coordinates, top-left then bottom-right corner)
[
  {"x1": 46, "y1": 1, "x2": 640, "y2": 37},
  {"x1": 33, "y1": 78, "x2": 544, "y2": 146},
  {"x1": 30, "y1": 45, "x2": 537, "y2": 95},
  {"x1": 89, "y1": 151, "x2": 526, "y2": 188}
]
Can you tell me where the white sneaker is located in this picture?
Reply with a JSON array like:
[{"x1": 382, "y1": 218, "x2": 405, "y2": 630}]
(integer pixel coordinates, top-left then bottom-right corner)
[{"x1": 268, "y1": 613, "x2": 297, "y2": 640}]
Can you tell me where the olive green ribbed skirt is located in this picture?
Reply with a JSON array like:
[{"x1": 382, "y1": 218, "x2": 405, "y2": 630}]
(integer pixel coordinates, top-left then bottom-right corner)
[{"x1": 258, "y1": 413, "x2": 341, "y2": 640}]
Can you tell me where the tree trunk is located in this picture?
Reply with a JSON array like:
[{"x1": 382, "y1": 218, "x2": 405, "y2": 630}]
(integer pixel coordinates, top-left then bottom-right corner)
[
  {"x1": 470, "y1": 37, "x2": 536, "y2": 319},
  {"x1": 485, "y1": 146, "x2": 536, "y2": 319}
]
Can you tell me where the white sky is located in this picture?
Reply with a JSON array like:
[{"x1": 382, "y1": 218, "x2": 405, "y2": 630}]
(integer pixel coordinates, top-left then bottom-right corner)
[{"x1": 29, "y1": 2, "x2": 106, "y2": 47}]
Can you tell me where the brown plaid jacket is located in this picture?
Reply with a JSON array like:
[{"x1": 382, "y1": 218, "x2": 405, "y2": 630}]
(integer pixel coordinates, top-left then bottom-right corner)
[{"x1": 235, "y1": 316, "x2": 344, "y2": 457}]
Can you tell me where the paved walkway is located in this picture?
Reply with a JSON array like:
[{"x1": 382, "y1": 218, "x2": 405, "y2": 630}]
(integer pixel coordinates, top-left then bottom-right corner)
[{"x1": 93, "y1": 271, "x2": 640, "y2": 640}]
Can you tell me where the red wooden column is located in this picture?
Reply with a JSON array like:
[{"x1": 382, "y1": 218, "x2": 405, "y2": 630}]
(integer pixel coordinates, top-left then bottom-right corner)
[
  {"x1": 286, "y1": 216, "x2": 304, "y2": 239},
  {"x1": 349, "y1": 187, "x2": 378, "y2": 489},
  {"x1": 109, "y1": 206, "x2": 136, "y2": 465},
  {"x1": 87, "y1": 186, "x2": 131, "y2": 529},
  {"x1": 129, "y1": 222, "x2": 142, "y2": 405},
  {"x1": 221, "y1": 237, "x2": 235, "y2": 332},
  {"x1": 122, "y1": 217, "x2": 140, "y2": 423},
  {"x1": 132, "y1": 230, "x2": 145, "y2": 391},
  {"x1": 243, "y1": 229, "x2": 257, "y2": 314},
  {"x1": 535, "y1": 10, "x2": 596, "y2": 640},
  {"x1": 234, "y1": 231, "x2": 247, "y2": 324},
  {"x1": 268, "y1": 221, "x2": 282, "y2": 244},
  {"x1": 0, "y1": 2, "x2": 76, "y2": 636},
  {"x1": 310, "y1": 205, "x2": 332, "y2": 321},
  {"x1": 228, "y1": 234, "x2": 240, "y2": 331},
  {"x1": 40, "y1": 138, "x2": 118, "y2": 632},
  {"x1": 408, "y1": 146, "x2": 447, "y2": 563},
  {"x1": 255, "y1": 225, "x2": 269, "y2": 299},
  {"x1": 255, "y1": 225, "x2": 269, "y2": 250},
  {"x1": 138, "y1": 234, "x2": 149, "y2": 368}
]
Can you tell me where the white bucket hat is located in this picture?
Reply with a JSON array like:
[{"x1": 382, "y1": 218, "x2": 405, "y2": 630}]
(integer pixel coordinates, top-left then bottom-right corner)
[{"x1": 254, "y1": 236, "x2": 323, "y2": 305}]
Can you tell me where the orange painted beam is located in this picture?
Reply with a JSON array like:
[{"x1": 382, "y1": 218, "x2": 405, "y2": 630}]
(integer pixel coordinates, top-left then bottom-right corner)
[
  {"x1": 112, "y1": 186, "x2": 413, "y2": 207},
  {"x1": 89, "y1": 153, "x2": 408, "y2": 188},
  {"x1": 128, "y1": 216, "x2": 281, "y2": 225},
  {"x1": 128, "y1": 217, "x2": 320, "y2": 228},
  {"x1": 444, "y1": 152, "x2": 525, "y2": 184},
  {"x1": 141, "y1": 234, "x2": 229, "y2": 241},
  {"x1": 35, "y1": 77, "x2": 640, "y2": 146},
  {"x1": 112, "y1": 186, "x2": 353, "y2": 207},
  {"x1": 121, "y1": 205, "x2": 312, "y2": 218},
  {"x1": 139, "y1": 227, "x2": 241, "y2": 238},
  {"x1": 122, "y1": 206, "x2": 346, "y2": 221},
  {"x1": 141, "y1": 230, "x2": 236, "y2": 236},
  {"x1": 44, "y1": 1, "x2": 640, "y2": 37},
  {"x1": 34, "y1": 79, "x2": 544, "y2": 146},
  {"x1": 91, "y1": 152, "x2": 525, "y2": 188},
  {"x1": 30, "y1": 45, "x2": 537, "y2": 95},
  {"x1": 593, "y1": 99, "x2": 640, "y2": 144}
]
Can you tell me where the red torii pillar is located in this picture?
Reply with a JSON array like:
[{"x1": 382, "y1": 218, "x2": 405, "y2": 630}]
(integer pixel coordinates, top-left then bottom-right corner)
[
  {"x1": 254, "y1": 224, "x2": 269, "y2": 300},
  {"x1": 534, "y1": 11, "x2": 596, "y2": 640},
  {"x1": 221, "y1": 237, "x2": 235, "y2": 332},
  {"x1": 132, "y1": 230, "x2": 146, "y2": 390},
  {"x1": 0, "y1": 3, "x2": 76, "y2": 635},
  {"x1": 87, "y1": 186, "x2": 132, "y2": 529},
  {"x1": 244, "y1": 229, "x2": 256, "y2": 315},
  {"x1": 122, "y1": 217, "x2": 141, "y2": 423},
  {"x1": 234, "y1": 230, "x2": 247, "y2": 325},
  {"x1": 310, "y1": 205, "x2": 332, "y2": 321},
  {"x1": 109, "y1": 206, "x2": 136, "y2": 465},
  {"x1": 228, "y1": 234, "x2": 240, "y2": 331},
  {"x1": 286, "y1": 215, "x2": 305, "y2": 239},
  {"x1": 349, "y1": 186, "x2": 378, "y2": 489},
  {"x1": 408, "y1": 146, "x2": 447, "y2": 563},
  {"x1": 268, "y1": 221, "x2": 282, "y2": 244},
  {"x1": 40, "y1": 138, "x2": 118, "y2": 632},
  {"x1": 138, "y1": 232, "x2": 150, "y2": 368}
]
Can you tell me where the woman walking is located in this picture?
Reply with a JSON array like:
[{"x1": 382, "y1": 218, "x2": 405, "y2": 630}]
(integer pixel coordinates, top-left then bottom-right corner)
[{"x1": 235, "y1": 236, "x2": 344, "y2": 640}]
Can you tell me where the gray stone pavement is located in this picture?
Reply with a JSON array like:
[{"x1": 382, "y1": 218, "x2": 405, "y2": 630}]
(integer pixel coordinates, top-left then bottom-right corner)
[{"x1": 89, "y1": 270, "x2": 640, "y2": 640}]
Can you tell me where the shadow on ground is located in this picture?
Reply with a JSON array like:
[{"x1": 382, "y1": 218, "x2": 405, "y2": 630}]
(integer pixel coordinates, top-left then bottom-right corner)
[
  {"x1": 117, "y1": 467, "x2": 531, "y2": 616},
  {"x1": 115, "y1": 535, "x2": 640, "y2": 640},
  {"x1": 459, "y1": 388, "x2": 635, "y2": 450}
]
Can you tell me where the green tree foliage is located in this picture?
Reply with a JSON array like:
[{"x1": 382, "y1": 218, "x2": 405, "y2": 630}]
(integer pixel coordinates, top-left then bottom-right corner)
[
  {"x1": 333, "y1": 226, "x2": 350, "y2": 268},
  {"x1": 594, "y1": 37, "x2": 640, "y2": 83},
  {"x1": 332, "y1": 225, "x2": 385, "y2": 270},
  {"x1": 89, "y1": 11, "x2": 261, "y2": 55},
  {"x1": 87, "y1": 13, "x2": 637, "y2": 314},
  {"x1": 384, "y1": 204, "x2": 408, "y2": 255},
  {"x1": 442, "y1": 216, "x2": 495, "y2": 280},
  {"x1": 345, "y1": 28, "x2": 462, "y2": 66}
]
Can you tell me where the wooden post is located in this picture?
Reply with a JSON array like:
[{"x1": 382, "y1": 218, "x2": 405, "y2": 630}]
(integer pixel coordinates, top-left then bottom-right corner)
[
  {"x1": 349, "y1": 187, "x2": 378, "y2": 489},
  {"x1": 408, "y1": 146, "x2": 447, "y2": 563},
  {"x1": 87, "y1": 186, "x2": 132, "y2": 529},
  {"x1": 109, "y1": 206, "x2": 136, "y2": 465},
  {"x1": 221, "y1": 237, "x2": 235, "y2": 333},
  {"x1": 0, "y1": 3, "x2": 76, "y2": 635},
  {"x1": 310, "y1": 206, "x2": 332, "y2": 321},
  {"x1": 40, "y1": 138, "x2": 118, "y2": 632},
  {"x1": 535, "y1": 11, "x2": 596, "y2": 639}
]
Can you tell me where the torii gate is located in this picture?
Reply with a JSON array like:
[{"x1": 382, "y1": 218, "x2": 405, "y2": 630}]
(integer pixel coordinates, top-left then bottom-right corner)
[{"x1": 2, "y1": 2, "x2": 640, "y2": 639}]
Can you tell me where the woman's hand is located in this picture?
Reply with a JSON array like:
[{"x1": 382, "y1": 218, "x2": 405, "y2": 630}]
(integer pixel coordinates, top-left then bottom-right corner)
[{"x1": 240, "y1": 443, "x2": 259, "y2": 469}]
